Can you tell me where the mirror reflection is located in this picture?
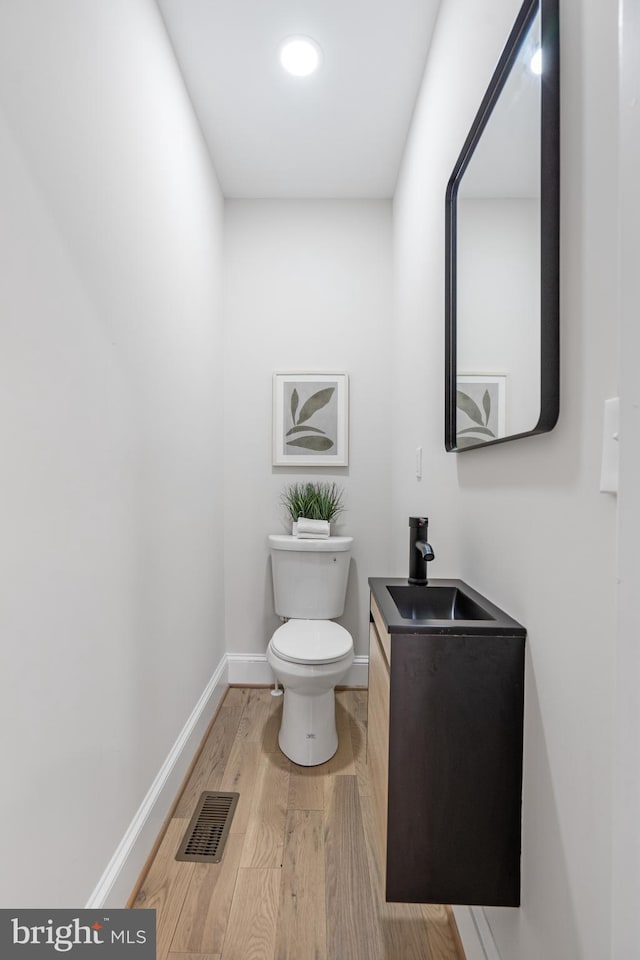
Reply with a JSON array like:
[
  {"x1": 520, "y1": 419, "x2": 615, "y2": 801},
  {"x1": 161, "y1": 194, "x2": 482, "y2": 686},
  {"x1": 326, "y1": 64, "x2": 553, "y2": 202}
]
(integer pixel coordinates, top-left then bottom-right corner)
[{"x1": 445, "y1": 0, "x2": 559, "y2": 451}]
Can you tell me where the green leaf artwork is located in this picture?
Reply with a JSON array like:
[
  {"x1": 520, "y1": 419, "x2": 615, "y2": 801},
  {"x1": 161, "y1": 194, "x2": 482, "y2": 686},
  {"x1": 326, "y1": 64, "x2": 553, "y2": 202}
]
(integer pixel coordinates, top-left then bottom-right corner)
[
  {"x1": 297, "y1": 387, "x2": 335, "y2": 425},
  {"x1": 456, "y1": 390, "x2": 484, "y2": 426},
  {"x1": 457, "y1": 426, "x2": 495, "y2": 438},
  {"x1": 286, "y1": 385, "x2": 336, "y2": 452},
  {"x1": 286, "y1": 425, "x2": 326, "y2": 436},
  {"x1": 286, "y1": 435, "x2": 334, "y2": 451},
  {"x1": 456, "y1": 387, "x2": 496, "y2": 446},
  {"x1": 482, "y1": 389, "x2": 491, "y2": 425}
]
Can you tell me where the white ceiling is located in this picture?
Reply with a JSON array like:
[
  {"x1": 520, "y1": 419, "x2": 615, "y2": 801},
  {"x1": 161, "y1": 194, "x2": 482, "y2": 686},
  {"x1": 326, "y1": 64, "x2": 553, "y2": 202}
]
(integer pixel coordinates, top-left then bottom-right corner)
[{"x1": 156, "y1": 0, "x2": 442, "y2": 198}]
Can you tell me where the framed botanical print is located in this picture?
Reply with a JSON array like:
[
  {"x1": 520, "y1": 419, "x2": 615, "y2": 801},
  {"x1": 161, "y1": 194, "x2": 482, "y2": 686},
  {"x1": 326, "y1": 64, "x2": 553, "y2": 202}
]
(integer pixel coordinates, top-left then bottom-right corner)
[
  {"x1": 273, "y1": 373, "x2": 349, "y2": 466},
  {"x1": 456, "y1": 374, "x2": 507, "y2": 447}
]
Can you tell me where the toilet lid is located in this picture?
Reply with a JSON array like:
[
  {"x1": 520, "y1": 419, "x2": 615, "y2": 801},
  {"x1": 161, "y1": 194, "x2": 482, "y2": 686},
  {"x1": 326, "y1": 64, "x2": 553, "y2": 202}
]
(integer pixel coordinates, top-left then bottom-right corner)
[{"x1": 271, "y1": 620, "x2": 353, "y2": 665}]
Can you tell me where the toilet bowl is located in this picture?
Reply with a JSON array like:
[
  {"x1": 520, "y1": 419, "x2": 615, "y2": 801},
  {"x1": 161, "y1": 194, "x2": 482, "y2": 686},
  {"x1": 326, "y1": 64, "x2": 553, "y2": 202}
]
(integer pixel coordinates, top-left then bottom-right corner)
[
  {"x1": 268, "y1": 533, "x2": 354, "y2": 766},
  {"x1": 267, "y1": 618, "x2": 354, "y2": 766}
]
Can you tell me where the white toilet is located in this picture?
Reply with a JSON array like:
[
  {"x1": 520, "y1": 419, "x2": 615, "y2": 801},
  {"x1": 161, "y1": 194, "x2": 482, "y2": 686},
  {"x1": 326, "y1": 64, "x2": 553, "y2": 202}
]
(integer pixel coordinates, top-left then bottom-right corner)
[{"x1": 267, "y1": 534, "x2": 354, "y2": 766}]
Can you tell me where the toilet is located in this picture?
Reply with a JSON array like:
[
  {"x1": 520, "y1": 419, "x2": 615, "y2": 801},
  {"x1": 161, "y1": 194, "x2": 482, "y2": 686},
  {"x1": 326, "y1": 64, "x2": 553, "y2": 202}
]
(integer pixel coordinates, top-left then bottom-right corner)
[{"x1": 267, "y1": 533, "x2": 354, "y2": 766}]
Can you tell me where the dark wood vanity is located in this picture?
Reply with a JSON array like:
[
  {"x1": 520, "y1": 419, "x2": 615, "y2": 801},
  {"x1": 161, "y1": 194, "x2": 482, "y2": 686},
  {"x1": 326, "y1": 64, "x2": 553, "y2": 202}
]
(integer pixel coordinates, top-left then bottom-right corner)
[{"x1": 367, "y1": 577, "x2": 526, "y2": 907}]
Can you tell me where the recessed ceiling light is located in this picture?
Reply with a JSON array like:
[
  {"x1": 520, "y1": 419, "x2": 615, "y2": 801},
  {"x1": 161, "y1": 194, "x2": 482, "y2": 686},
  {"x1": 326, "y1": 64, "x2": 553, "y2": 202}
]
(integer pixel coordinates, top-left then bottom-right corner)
[{"x1": 279, "y1": 36, "x2": 322, "y2": 77}]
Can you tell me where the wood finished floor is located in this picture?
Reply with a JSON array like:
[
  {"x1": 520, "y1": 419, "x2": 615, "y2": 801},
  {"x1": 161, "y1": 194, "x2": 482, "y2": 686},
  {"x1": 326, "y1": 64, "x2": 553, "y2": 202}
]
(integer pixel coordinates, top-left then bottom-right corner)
[{"x1": 132, "y1": 687, "x2": 465, "y2": 960}]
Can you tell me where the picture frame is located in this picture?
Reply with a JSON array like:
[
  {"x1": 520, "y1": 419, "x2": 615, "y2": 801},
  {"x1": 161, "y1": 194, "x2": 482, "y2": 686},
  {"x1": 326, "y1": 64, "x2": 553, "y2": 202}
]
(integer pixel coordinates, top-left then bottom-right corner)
[
  {"x1": 273, "y1": 373, "x2": 349, "y2": 466},
  {"x1": 456, "y1": 374, "x2": 507, "y2": 447}
]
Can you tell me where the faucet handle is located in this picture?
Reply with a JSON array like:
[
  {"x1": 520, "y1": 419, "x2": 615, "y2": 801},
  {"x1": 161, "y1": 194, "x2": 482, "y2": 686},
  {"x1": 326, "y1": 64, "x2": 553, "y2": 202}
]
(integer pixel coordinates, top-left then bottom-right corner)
[{"x1": 409, "y1": 516, "x2": 429, "y2": 528}]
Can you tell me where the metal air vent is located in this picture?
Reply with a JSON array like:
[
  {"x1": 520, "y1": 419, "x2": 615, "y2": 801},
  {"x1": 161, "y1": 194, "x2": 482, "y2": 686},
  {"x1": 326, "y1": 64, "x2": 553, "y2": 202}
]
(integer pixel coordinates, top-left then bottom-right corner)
[{"x1": 175, "y1": 791, "x2": 239, "y2": 863}]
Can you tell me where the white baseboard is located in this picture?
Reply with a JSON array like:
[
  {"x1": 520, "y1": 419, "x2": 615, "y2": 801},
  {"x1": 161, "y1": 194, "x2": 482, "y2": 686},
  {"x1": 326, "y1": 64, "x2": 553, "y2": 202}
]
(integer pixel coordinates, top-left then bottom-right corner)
[
  {"x1": 452, "y1": 906, "x2": 502, "y2": 960},
  {"x1": 85, "y1": 654, "x2": 229, "y2": 909},
  {"x1": 227, "y1": 652, "x2": 275, "y2": 685},
  {"x1": 227, "y1": 652, "x2": 369, "y2": 687}
]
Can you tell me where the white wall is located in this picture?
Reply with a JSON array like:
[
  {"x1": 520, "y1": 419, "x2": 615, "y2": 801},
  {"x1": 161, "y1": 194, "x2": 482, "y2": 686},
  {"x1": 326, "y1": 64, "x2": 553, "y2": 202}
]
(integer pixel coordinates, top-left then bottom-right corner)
[
  {"x1": 223, "y1": 201, "x2": 392, "y2": 664},
  {"x1": 0, "y1": 0, "x2": 226, "y2": 906},
  {"x1": 612, "y1": 0, "x2": 640, "y2": 953},
  {"x1": 393, "y1": 0, "x2": 618, "y2": 958}
]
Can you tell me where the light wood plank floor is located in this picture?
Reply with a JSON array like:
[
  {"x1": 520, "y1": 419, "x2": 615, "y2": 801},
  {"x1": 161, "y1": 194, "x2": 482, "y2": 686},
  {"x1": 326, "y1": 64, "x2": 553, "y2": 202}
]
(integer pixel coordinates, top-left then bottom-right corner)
[{"x1": 132, "y1": 687, "x2": 465, "y2": 960}]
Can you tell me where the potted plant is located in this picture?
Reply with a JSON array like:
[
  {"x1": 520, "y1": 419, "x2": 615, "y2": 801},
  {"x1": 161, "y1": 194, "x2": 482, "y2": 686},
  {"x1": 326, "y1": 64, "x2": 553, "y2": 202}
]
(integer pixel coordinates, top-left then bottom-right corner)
[{"x1": 281, "y1": 481, "x2": 344, "y2": 534}]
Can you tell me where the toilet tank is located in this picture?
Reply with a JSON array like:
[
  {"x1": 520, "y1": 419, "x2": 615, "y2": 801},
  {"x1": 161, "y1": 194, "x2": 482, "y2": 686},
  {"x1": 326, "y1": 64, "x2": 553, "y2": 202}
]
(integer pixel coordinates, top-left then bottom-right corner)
[{"x1": 269, "y1": 535, "x2": 353, "y2": 619}]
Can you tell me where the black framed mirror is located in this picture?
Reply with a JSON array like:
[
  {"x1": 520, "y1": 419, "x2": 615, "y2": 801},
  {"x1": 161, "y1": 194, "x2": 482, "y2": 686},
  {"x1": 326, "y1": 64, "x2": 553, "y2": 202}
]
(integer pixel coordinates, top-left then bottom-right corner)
[{"x1": 445, "y1": 0, "x2": 559, "y2": 451}]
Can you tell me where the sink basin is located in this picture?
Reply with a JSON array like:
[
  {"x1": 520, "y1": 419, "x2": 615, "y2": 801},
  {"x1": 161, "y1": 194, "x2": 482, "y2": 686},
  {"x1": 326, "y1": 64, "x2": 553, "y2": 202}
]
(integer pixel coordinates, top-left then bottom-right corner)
[
  {"x1": 386, "y1": 584, "x2": 493, "y2": 622},
  {"x1": 368, "y1": 577, "x2": 526, "y2": 636}
]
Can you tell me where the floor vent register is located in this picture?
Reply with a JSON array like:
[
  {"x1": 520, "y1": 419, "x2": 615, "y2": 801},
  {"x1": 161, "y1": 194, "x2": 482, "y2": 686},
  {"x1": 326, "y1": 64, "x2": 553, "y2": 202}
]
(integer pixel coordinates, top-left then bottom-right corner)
[{"x1": 175, "y1": 791, "x2": 239, "y2": 863}]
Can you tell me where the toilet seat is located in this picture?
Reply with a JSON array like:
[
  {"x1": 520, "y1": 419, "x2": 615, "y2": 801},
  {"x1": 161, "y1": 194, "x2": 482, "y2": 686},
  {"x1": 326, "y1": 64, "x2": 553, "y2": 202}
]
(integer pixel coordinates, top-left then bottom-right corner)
[{"x1": 271, "y1": 619, "x2": 352, "y2": 665}]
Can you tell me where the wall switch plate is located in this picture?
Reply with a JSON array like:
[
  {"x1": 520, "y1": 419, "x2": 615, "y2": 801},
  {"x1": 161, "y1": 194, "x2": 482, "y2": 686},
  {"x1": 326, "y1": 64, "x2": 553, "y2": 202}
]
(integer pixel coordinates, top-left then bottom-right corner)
[{"x1": 600, "y1": 397, "x2": 620, "y2": 494}]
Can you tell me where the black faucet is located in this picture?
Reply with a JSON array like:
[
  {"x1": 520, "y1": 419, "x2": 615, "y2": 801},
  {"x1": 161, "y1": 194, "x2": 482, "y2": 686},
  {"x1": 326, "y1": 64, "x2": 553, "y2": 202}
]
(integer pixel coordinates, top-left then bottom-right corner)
[{"x1": 408, "y1": 516, "x2": 435, "y2": 585}]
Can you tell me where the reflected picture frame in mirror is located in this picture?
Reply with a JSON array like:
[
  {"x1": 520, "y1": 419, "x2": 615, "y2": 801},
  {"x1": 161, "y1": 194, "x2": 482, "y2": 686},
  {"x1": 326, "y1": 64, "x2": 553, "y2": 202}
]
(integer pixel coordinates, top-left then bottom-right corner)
[{"x1": 445, "y1": 0, "x2": 559, "y2": 451}]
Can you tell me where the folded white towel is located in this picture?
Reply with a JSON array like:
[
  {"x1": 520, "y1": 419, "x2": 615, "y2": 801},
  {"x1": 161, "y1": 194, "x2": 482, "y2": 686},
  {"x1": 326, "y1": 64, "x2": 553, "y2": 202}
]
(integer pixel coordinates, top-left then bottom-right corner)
[{"x1": 296, "y1": 517, "x2": 330, "y2": 538}]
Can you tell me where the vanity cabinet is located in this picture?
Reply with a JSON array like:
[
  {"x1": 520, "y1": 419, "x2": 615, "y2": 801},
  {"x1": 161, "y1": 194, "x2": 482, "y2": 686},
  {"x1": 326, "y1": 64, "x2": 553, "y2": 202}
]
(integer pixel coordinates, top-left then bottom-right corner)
[
  {"x1": 367, "y1": 607, "x2": 391, "y2": 876},
  {"x1": 367, "y1": 589, "x2": 525, "y2": 907}
]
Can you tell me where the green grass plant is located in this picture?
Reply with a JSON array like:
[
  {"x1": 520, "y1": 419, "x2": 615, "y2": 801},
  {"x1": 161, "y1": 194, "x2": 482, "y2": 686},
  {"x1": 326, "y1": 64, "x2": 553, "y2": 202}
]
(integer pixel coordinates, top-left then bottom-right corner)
[{"x1": 281, "y1": 481, "x2": 344, "y2": 523}]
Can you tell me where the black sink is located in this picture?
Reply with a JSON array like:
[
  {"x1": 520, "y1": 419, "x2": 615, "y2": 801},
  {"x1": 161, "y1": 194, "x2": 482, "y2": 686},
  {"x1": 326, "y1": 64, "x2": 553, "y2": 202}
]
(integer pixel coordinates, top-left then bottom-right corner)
[
  {"x1": 368, "y1": 577, "x2": 526, "y2": 636},
  {"x1": 386, "y1": 584, "x2": 493, "y2": 621}
]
